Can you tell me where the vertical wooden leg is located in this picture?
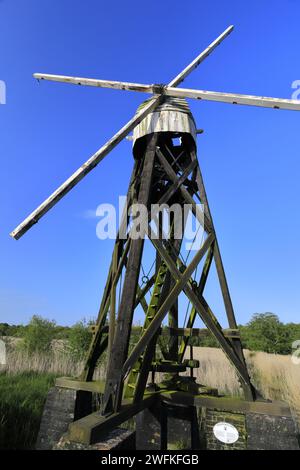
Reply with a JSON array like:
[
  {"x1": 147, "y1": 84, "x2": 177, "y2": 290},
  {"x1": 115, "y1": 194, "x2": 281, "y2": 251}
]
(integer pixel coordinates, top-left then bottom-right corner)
[{"x1": 103, "y1": 135, "x2": 158, "y2": 414}]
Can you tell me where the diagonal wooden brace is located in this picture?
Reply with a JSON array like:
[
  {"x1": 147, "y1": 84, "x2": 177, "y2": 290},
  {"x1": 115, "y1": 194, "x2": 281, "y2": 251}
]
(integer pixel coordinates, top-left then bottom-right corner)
[
  {"x1": 156, "y1": 147, "x2": 213, "y2": 233},
  {"x1": 121, "y1": 233, "x2": 215, "y2": 378},
  {"x1": 150, "y1": 238, "x2": 255, "y2": 399}
]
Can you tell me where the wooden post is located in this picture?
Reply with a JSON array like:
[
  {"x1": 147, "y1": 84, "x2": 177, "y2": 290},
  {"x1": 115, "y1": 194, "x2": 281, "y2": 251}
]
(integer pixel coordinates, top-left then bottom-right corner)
[{"x1": 102, "y1": 135, "x2": 158, "y2": 414}]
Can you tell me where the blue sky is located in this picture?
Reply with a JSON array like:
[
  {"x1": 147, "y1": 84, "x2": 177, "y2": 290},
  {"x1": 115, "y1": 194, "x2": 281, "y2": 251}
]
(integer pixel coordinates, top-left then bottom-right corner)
[{"x1": 0, "y1": 0, "x2": 299, "y2": 327}]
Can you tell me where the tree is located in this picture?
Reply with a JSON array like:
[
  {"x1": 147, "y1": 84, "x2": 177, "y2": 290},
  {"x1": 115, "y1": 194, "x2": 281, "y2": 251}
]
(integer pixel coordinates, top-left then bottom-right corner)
[
  {"x1": 0, "y1": 323, "x2": 9, "y2": 336},
  {"x1": 241, "y1": 313, "x2": 292, "y2": 354},
  {"x1": 67, "y1": 319, "x2": 92, "y2": 360},
  {"x1": 285, "y1": 322, "x2": 300, "y2": 344},
  {"x1": 21, "y1": 315, "x2": 56, "y2": 354}
]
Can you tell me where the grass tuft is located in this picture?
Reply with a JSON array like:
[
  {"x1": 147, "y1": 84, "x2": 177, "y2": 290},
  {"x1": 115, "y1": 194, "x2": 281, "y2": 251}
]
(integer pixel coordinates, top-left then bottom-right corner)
[{"x1": 0, "y1": 371, "x2": 55, "y2": 449}]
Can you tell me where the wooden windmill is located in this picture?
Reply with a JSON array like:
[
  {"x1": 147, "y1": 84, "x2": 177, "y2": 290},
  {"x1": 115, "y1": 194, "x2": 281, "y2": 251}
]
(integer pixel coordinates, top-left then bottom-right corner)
[{"x1": 11, "y1": 26, "x2": 300, "y2": 445}]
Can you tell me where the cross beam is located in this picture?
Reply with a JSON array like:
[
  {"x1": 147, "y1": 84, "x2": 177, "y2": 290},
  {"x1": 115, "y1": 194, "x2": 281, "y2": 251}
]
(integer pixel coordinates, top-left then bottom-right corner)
[
  {"x1": 121, "y1": 233, "x2": 215, "y2": 379},
  {"x1": 34, "y1": 73, "x2": 300, "y2": 111},
  {"x1": 10, "y1": 25, "x2": 234, "y2": 240},
  {"x1": 148, "y1": 237, "x2": 255, "y2": 399}
]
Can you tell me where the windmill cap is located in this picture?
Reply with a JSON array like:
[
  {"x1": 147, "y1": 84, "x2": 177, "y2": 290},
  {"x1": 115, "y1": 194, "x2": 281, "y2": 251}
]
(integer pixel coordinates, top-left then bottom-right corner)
[{"x1": 132, "y1": 96, "x2": 197, "y2": 153}]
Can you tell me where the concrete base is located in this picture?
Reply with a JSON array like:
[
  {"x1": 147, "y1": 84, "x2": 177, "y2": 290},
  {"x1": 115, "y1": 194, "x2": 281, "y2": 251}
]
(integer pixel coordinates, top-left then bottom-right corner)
[
  {"x1": 135, "y1": 404, "x2": 162, "y2": 450},
  {"x1": 246, "y1": 413, "x2": 299, "y2": 450},
  {"x1": 36, "y1": 387, "x2": 78, "y2": 450},
  {"x1": 37, "y1": 386, "x2": 299, "y2": 450},
  {"x1": 36, "y1": 386, "x2": 134, "y2": 450},
  {"x1": 53, "y1": 429, "x2": 135, "y2": 450},
  {"x1": 136, "y1": 398, "x2": 300, "y2": 450}
]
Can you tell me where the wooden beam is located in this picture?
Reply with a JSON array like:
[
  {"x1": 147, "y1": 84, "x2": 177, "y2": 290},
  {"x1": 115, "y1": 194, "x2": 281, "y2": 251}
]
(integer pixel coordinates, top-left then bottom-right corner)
[
  {"x1": 68, "y1": 393, "x2": 158, "y2": 444},
  {"x1": 146, "y1": 237, "x2": 254, "y2": 394},
  {"x1": 33, "y1": 73, "x2": 156, "y2": 92},
  {"x1": 34, "y1": 25, "x2": 233, "y2": 94},
  {"x1": 102, "y1": 135, "x2": 157, "y2": 414},
  {"x1": 178, "y1": 245, "x2": 214, "y2": 361},
  {"x1": 56, "y1": 378, "x2": 105, "y2": 394},
  {"x1": 108, "y1": 243, "x2": 118, "y2": 356},
  {"x1": 161, "y1": 392, "x2": 291, "y2": 417},
  {"x1": 166, "y1": 86, "x2": 300, "y2": 111},
  {"x1": 161, "y1": 327, "x2": 240, "y2": 338},
  {"x1": 156, "y1": 147, "x2": 213, "y2": 232},
  {"x1": 190, "y1": 152, "x2": 238, "y2": 326},
  {"x1": 66, "y1": 387, "x2": 290, "y2": 445},
  {"x1": 121, "y1": 233, "x2": 215, "y2": 377},
  {"x1": 132, "y1": 263, "x2": 172, "y2": 402},
  {"x1": 35, "y1": 73, "x2": 300, "y2": 111},
  {"x1": 136, "y1": 285, "x2": 149, "y2": 314},
  {"x1": 80, "y1": 238, "x2": 130, "y2": 381},
  {"x1": 165, "y1": 25, "x2": 234, "y2": 87},
  {"x1": 134, "y1": 275, "x2": 155, "y2": 309},
  {"x1": 157, "y1": 160, "x2": 197, "y2": 206},
  {"x1": 9, "y1": 96, "x2": 162, "y2": 240},
  {"x1": 190, "y1": 149, "x2": 253, "y2": 396}
]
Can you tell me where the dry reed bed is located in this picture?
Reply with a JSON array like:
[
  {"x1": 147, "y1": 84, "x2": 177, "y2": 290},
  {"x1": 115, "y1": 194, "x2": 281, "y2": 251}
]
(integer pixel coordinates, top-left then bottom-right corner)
[
  {"x1": 184, "y1": 347, "x2": 300, "y2": 427},
  {"x1": 2, "y1": 345, "x2": 300, "y2": 427},
  {"x1": 3, "y1": 348, "x2": 106, "y2": 379}
]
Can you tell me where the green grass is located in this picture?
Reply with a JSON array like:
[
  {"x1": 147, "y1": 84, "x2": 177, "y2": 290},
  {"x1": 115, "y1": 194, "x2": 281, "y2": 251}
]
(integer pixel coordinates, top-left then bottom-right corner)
[
  {"x1": 0, "y1": 371, "x2": 56, "y2": 449},
  {"x1": 168, "y1": 439, "x2": 190, "y2": 450}
]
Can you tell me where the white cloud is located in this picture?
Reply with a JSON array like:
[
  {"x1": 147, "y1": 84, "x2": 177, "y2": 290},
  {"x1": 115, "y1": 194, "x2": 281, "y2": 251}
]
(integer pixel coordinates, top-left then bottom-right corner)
[{"x1": 82, "y1": 209, "x2": 98, "y2": 219}]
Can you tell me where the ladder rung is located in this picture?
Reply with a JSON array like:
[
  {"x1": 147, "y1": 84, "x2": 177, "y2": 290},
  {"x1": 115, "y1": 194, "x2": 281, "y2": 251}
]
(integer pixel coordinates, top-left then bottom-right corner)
[
  {"x1": 127, "y1": 383, "x2": 136, "y2": 389},
  {"x1": 151, "y1": 362, "x2": 186, "y2": 373},
  {"x1": 183, "y1": 359, "x2": 200, "y2": 368}
]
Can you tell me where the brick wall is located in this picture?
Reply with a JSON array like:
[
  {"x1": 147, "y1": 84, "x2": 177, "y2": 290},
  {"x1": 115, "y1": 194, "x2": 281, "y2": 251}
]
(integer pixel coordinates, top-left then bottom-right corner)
[{"x1": 200, "y1": 409, "x2": 247, "y2": 450}]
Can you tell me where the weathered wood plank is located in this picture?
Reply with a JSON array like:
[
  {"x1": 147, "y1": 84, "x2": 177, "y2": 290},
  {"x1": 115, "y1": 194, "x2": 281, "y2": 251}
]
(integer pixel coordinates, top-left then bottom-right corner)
[
  {"x1": 161, "y1": 392, "x2": 291, "y2": 417},
  {"x1": 167, "y1": 25, "x2": 234, "y2": 87},
  {"x1": 33, "y1": 73, "x2": 155, "y2": 91},
  {"x1": 11, "y1": 27, "x2": 233, "y2": 240},
  {"x1": 143, "y1": 237, "x2": 255, "y2": 395},
  {"x1": 190, "y1": 149, "x2": 254, "y2": 399},
  {"x1": 9, "y1": 97, "x2": 161, "y2": 240},
  {"x1": 157, "y1": 160, "x2": 197, "y2": 206},
  {"x1": 121, "y1": 233, "x2": 215, "y2": 377},
  {"x1": 161, "y1": 327, "x2": 240, "y2": 338},
  {"x1": 167, "y1": 86, "x2": 300, "y2": 111},
  {"x1": 156, "y1": 147, "x2": 213, "y2": 232},
  {"x1": 35, "y1": 73, "x2": 300, "y2": 111},
  {"x1": 102, "y1": 135, "x2": 157, "y2": 414},
  {"x1": 178, "y1": 245, "x2": 214, "y2": 361},
  {"x1": 55, "y1": 378, "x2": 105, "y2": 394},
  {"x1": 68, "y1": 394, "x2": 158, "y2": 444}
]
